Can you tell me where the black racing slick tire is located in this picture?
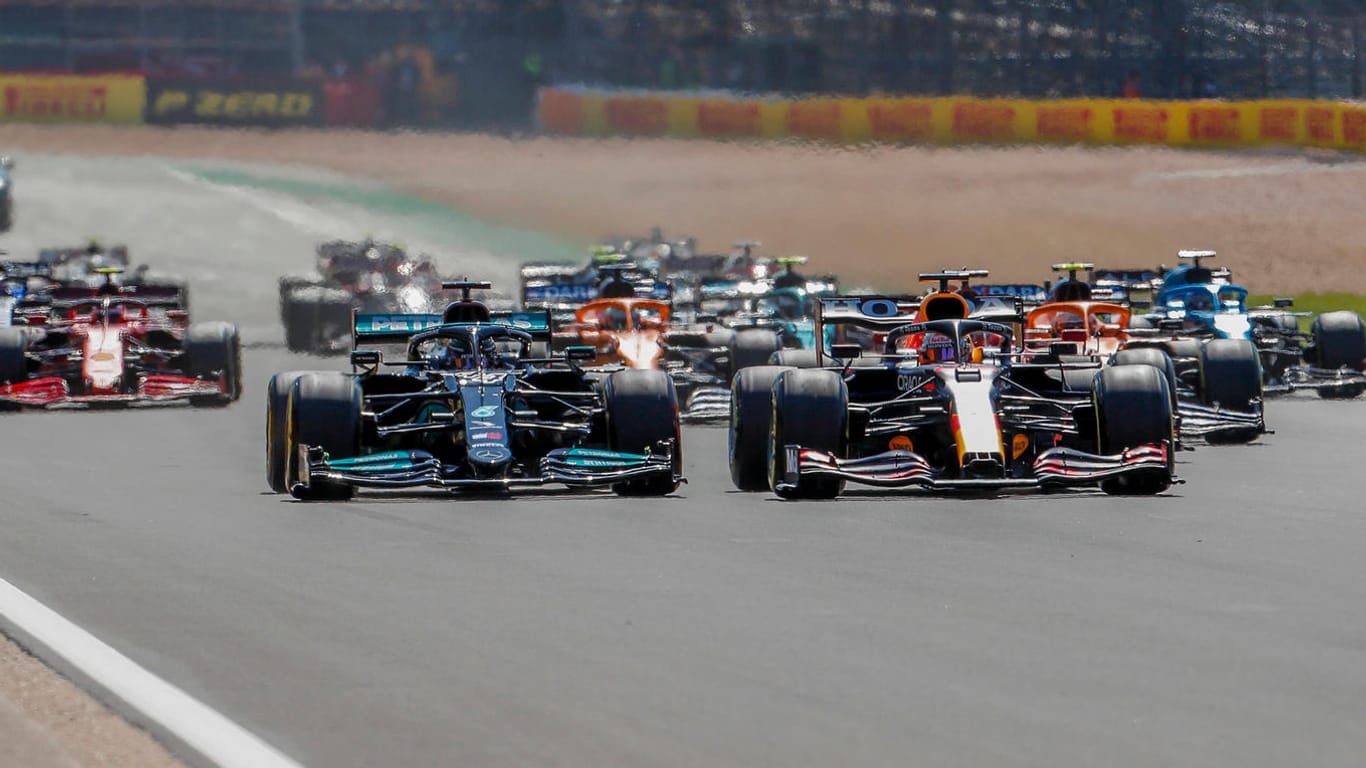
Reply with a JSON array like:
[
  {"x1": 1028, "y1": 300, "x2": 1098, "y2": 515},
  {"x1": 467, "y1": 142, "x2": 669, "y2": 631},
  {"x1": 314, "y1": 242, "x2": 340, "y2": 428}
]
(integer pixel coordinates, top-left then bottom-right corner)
[
  {"x1": 1309, "y1": 311, "x2": 1366, "y2": 399},
  {"x1": 282, "y1": 293, "x2": 317, "y2": 353},
  {"x1": 1164, "y1": 338, "x2": 1203, "y2": 361},
  {"x1": 604, "y1": 369, "x2": 682, "y2": 496},
  {"x1": 1092, "y1": 365, "x2": 1173, "y2": 496},
  {"x1": 769, "y1": 369, "x2": 847, "y2": 500},
  {"x1": 1310, "y1": 311, "x2": 1366, "y2": 370},
  {"x1": 728, "y1": 365, "x2": 792, "y2": 491},
  {"x1": 283, "y1": 287, "x2": 353, "y2": 354},
  {"x1": 186, "y1": 321, "x2": 242, "y2": 405},
  {"x1": 1198, "y1": 339, "x2": 1261, "y2": 412},
  {"x1": 287, "y1": 372, "x2": 361, "y2": 501},
  {"x1": 730, "y1": 329, "x2": 782, "y2": 376},
  {"x1": 1112, "y1": 347, "x2": 1178, "y2": 409},
  {"x1": 266, "y1": 371, "x2": 306, "y2": 493},
  {"x1": 769, "y1": 348, "x2": 820, "y2": 368},
  {"x1": 0, "y1": 328, "x2": 28, "y2": 386}
]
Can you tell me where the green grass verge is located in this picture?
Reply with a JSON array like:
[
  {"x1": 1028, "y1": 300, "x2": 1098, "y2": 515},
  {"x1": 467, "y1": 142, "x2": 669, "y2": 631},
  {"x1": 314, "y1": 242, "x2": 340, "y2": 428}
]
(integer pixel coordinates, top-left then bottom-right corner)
[{"x1": 1247, "y1": 293, "x2": 1366, "y2": 330}]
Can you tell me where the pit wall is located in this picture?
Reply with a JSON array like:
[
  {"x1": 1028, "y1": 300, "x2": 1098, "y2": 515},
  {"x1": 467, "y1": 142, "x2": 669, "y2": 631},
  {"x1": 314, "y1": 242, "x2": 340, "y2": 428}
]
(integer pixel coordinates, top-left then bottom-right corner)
[{"x1": 538, "y1": 87, "x2": 1366, "y2": 151}]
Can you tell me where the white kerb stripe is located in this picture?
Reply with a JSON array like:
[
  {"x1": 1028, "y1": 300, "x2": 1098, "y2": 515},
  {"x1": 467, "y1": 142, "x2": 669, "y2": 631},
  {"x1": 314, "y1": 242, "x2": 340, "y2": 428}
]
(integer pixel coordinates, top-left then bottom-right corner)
[{"x1": 0, "y1": 576, "x2": 303, "y2": 768}]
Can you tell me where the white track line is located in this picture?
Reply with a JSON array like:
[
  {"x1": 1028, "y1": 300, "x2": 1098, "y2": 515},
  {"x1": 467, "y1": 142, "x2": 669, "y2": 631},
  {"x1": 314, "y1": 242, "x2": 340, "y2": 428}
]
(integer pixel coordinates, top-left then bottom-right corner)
[
  {"x1": 163, "y1": 166, "x2": 347, "y2": 238},
  {"x1": 1140, "y1": 161, "x2": 1366, "y2": 182},
  {"x1": 0, "y1": 576, "x2": 303, "y2": 768}
]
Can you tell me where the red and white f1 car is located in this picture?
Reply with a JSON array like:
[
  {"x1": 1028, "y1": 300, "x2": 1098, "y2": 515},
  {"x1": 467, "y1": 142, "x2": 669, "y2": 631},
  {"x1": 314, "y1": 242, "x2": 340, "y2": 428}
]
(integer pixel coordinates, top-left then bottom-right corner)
[{"x1": 0, "y1": 270, "x2": 239, "y2": 408}]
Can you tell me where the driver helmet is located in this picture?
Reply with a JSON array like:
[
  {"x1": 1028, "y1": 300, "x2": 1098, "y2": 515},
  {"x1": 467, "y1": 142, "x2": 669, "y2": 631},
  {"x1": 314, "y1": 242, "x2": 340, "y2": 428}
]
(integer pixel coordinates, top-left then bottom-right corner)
[
  {"x1": 920, "y1": 333, "x2": 956, "y2": 364},
  {"x1": 772, "y1": 271, "x2": 805, "y2": 290},
  {"x1": 599, "y1": 306, "x2": 628, "y2": 331},
  {"x1": 478, "y1": 337, "x2": 506, "y2": 368},
  {"x1": 430, "y1": 339, "x2": 475, "y2": 370},
  {"x1": 1055, "y1": 312, "x2": 1085, "y2": 331},
  {"x1": 97, "y1": 301, "x2": 127, "y2": 324},
  {"x1": 1186, "y1": 293, "x2": 1214, "y2": 311}
]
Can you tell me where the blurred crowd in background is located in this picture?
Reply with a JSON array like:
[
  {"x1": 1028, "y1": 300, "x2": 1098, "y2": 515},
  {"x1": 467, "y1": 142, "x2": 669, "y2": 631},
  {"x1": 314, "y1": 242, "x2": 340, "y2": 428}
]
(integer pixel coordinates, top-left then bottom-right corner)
[{"x1": 0, "y1": 1, "x2": 1363, "y2": 128}]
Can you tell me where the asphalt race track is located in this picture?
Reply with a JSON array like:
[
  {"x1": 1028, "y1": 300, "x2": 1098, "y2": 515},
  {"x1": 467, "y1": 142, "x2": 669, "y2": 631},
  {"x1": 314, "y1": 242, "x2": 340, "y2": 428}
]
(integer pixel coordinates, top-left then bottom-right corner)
[{"x1": 3, "y1": 154, "x2": 1366, "y2": 768}]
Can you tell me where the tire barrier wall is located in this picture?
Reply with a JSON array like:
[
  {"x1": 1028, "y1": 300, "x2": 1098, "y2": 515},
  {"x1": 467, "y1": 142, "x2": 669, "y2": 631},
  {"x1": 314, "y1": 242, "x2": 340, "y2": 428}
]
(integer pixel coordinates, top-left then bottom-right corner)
[{"x1": 538, "y1": 88, "x2": 1366, "y2": 152}]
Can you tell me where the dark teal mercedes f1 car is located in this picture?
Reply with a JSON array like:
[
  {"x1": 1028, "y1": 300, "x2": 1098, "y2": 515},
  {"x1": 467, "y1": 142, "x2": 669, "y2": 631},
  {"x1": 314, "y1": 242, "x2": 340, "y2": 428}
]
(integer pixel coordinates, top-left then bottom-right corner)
[{"x1": 266, "y1": 281, "x2": 683, "y2": 500}]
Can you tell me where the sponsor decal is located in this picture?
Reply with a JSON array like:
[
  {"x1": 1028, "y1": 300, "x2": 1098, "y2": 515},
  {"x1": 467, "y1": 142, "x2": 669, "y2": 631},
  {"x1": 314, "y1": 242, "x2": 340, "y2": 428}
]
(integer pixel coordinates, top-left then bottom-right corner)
[
  {"x1": 1036, "y1": 105, "x2": 1092, "y2": 141},
  {"x1": 539, "y1": 89, "x2": 584, "y2": 134},
  {"x1": 1343, "y1": 108, "x2": 1366, "y2": 147},
  {"x1": 697, "y1": 100, "x2": 761, "y2": 137},
  {"x1": 973, "y1": 296, "x2": 1021, "y2": 313},
  {"x1": 470, "y1": 444, "x2": 511, "y2": 462},
  {"x1": 822, "y1": 297, "x2": 905, "y2": 318},
  {"x1": 606, "y1": 97, "x2": 669, "y2": 135},
  {"x1": 0, "y1": 74, "x2": 145, "y2": 124},
  {"x1": 525, "y1": 284, "x2": 596, "y2": 300},
  {"x1": 146, "y1": 78, "x2": 322, "y2": 127},
  {"x1": 888, "y1": 435, "x2": 914, "y2": 452},
  {"x1": 568, "y1": 457, "x2": 632, "y2": 468},
  {"x1": 896, "y1": 374, "x2": 919, "y2": 391},
  {"x1": 491, "y1": 312, "x2": 549, "y2": 332},
  {"x1": 6, "y1": 84, "x2": 105, "y2": 120},
  {"x1": 1306, "y1": 107, "x2": 1336, "y2": 143},
  {"x1": 470, "y1": 431, "x2": 503, "y2": 441},
  {"x1": 469, "y1": 405, "x2": 499, "y2": 418},
  {"x1": 785, "y1": 100, "x2": 841, "y2": 139},
  {"x1": 868, "y1": 100, "x2": 933, "y2": 141},
  {"x1": 977, "y1": 284, "x2": 1047, "y2": 301},
  {"x1": 357, "y1": 314, "x2": 439, "y2": 334},
  {"x1": 1187, "y1": 106, "x2": 1240, "y2": 142},
  {"x1": 1113, "y1": 106, "x2": 1169, "y2": 142},
  {"x1": 1258, "y1": 106, "x2": 1298, "y2": 141},
  {"x1": 951, "y1": 102, "x2": 1016, "y2": 141}
]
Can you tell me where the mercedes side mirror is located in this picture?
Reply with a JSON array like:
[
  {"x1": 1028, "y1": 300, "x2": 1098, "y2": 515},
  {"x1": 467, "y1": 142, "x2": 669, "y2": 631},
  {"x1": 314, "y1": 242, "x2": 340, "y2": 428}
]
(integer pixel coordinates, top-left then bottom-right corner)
[
  {"x1": 350, "y1": 349, "x2": 381, "y2": 367},
  {"x1": 564, "y1": 345, "x2": 596, "y2": 362},
  {"x1": 830, "y1": 343, "x2": 862, "y2": 359}
]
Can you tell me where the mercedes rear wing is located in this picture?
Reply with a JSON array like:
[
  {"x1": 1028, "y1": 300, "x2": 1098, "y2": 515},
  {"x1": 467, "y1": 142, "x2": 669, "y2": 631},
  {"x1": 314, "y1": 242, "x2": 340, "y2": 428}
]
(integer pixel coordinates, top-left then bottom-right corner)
[{"x1": 352, "y1": 308, "x2": 552, "y2": 345}]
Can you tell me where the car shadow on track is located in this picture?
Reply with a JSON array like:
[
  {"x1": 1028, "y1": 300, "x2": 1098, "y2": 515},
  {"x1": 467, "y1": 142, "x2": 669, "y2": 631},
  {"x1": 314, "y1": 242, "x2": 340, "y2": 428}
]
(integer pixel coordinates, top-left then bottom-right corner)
[
  {"x1": 756, "y1": 489, "x2": 1187, "y2": 503},
  {"x1": 271, "y1": 489, "x2": 686, "y2": 504}
]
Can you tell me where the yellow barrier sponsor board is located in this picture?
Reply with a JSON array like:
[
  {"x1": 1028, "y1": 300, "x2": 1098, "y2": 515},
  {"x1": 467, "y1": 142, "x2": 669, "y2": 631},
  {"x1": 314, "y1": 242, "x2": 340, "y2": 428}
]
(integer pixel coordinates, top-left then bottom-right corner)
[
  {"x1": 539, "y1": 88, "x2": 1366, "y2": 153},
  {"x1": 0, "y1": 74, "x2": 144, "y2": 124}
]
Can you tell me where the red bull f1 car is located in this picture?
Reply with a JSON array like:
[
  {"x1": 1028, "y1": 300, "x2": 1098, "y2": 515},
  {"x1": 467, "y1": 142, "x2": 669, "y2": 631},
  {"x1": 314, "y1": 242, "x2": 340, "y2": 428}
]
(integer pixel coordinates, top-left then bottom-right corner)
[{"x1": 729, "y1": 288, "x2": 1178, "y2": 499}]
